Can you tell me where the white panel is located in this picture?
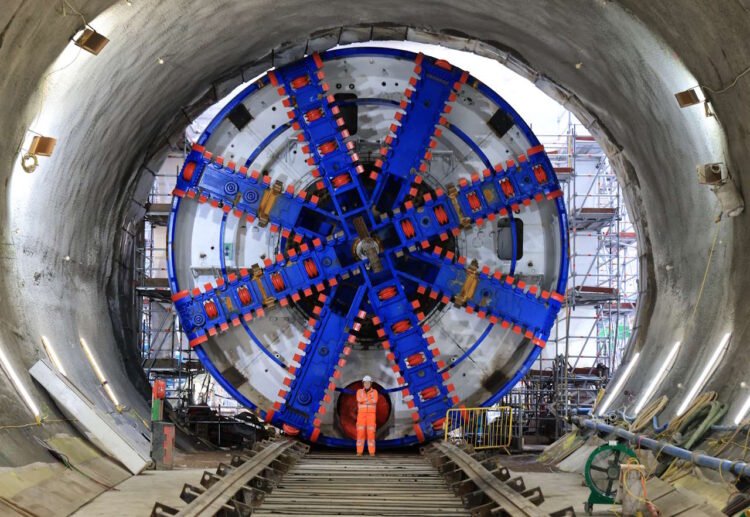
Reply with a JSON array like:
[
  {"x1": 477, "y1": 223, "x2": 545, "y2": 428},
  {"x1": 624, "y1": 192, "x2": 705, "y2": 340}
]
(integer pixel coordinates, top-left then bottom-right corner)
[{"x1": 30, "y1": 360, "x2": 151, "y2": 475}]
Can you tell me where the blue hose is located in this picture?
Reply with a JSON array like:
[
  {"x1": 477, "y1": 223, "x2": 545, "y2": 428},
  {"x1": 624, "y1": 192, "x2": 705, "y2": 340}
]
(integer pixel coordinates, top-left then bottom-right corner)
[{"x1": 578, "y1": 418, "x2": 750, "y2": 478}]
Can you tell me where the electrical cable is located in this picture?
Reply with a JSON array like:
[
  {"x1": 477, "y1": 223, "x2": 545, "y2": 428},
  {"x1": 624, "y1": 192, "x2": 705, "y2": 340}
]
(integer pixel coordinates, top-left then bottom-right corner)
[
  {"x1": 60, "y1": 0, "x2": 89, "y2": 27},
  {"x1": 33, "y1": 436, "x2": 118, "y2": 491},
  {"x1": 619, "y1": 457, "x2": 661, "y2": 517},
  {"x1": 702, "y1": 65, "x2": 750, "y2": 94},
  {"x1": 687, "y1": 222, "x2": 721, "y2": 326},
  {"x1": 662, "y1": 391, "x2": 717, "y2": 438},
  {"x1": 629, "y1": 395, "x2": 668, "y2": 433},
  {"x1": 0, "y1": 418, "x2": 75, "y2": 431},
  {"x1": 675, "y1": 401, "x2": 727, "y2": 450},
  {"x1": 656, "y1": 392, "x2": 718, "y2": 481}
]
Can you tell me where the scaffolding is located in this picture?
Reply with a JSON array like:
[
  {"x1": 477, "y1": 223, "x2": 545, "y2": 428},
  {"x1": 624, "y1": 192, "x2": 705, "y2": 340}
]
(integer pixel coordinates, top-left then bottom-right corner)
[
  {"x1": 503, "y1": 120, "x2": 639, "y2": 444},
  {"x1": 135, "y1": 120, "x2": 638, "y2": 444},
  {"x1": 134, "y1": 148, "x2": 250, "y2": 420}
]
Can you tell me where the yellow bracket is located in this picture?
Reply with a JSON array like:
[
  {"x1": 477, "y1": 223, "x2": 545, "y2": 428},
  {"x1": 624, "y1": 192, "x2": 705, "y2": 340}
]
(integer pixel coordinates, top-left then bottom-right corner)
[
  {"x1": 447, "y1": 184, "x2": 471, "y2": 228},
  {"x1": 257, "y1": 180, "x2": 283, "y2": 227},
  {"x1": 454, "y1": 259, "x2": 479, "y2": 307},
  {"x1": 252, "y1": 264, "x2": 276, "y2": 308}
]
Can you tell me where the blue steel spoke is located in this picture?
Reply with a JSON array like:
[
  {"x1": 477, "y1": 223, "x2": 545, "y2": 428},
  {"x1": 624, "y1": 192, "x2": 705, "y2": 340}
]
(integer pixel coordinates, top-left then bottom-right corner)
[
  {"x1": 172, "y1": 237, "x2": 364, "y2": 348},
  {"x1": 271, "y1": 284, "x2": 367, "y2": 442},
  {"x1": 269, "y1": 54, "x2": 375, "y2": 239},
  {"x1": 408, "y1": 249, "x2": 564, "y2": 347},
  {"x1": 370, "y1": 55, "x2": 469, "y2": 212},
  {"x1": 366, "y1": 253, "x2": 459, "y2": 442},
  {"x1": 174, "y1": 143, "x2": 338, "y2": 240},
  {"x1": 382, "y1": 145, "x2": 563, "y2": 251}
]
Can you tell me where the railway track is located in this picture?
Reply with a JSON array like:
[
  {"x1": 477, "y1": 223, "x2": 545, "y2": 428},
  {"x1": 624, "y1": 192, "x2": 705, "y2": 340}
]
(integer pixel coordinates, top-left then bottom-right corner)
[
  {"x1": 255, "y1": 451, "x2": 470, "y2": 516},
  {"x1": 152, "y1": 438, "x2": 575, "y2": 516}
]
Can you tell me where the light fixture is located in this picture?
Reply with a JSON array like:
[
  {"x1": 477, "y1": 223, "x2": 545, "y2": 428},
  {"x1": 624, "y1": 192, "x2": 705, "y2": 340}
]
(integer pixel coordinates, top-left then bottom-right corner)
[
  {"x1": 80, "y1": 337, "x2": 122, "y2": 411},
  {"x1": 676, "y1": 332, "x2": 731, "y2": 416},
  {"x1": 41, "y1": 336, "x2": 67, "y2": 377},
  {"x1": 696, "y1": 162, "x2": 744, "y2": 218},
  {"x1": 596, "y1": 352, "x2": 641, "y2": 416},
  {"x1": 0, "y1": 345, "x2": 41, "y2": 422},
  {"x1": 633, "y1": 341, "x2": 681, "y2": 415},
  {"x1": 28, "y1": 135, "x2": 57, "y2": 157},
  {"x1": 734, "y1": 392, "x2": 750, "y2": 425},
  {"x1": 674, "y1": 87, "x2": 702, "y2": 108},
  {"x1": 74, "y1": 27, "x2": 109, "y2": 55},
  {"x1": 21, "y1": 134, "x2": 57, "y2": 173}
]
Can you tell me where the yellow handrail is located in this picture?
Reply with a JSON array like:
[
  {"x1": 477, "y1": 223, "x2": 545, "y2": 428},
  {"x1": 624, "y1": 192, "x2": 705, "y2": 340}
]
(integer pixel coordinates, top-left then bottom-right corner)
[{"x1": 443, "y1": 406, "x2": 513, "y2": 453}]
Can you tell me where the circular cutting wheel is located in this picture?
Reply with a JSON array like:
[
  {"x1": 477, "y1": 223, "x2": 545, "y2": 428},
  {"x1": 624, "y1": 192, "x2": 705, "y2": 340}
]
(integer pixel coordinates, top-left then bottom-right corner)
[
  {"x1": 584, "y1": 443, "x2": 637, "y2": 509},
  {"x1": 168, "y1": 47, "x2": 568, "y2": 447}
]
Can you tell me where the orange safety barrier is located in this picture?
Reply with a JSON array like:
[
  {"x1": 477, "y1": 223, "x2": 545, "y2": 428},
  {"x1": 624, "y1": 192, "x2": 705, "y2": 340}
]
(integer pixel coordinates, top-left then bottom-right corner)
[{"x1": 444, "y1": 406, "x2": 513, "y2": 453}]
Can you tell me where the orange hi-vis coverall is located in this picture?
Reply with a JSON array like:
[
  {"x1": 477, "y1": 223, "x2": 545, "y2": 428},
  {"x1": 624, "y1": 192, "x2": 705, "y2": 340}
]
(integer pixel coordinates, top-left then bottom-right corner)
[{"x1": 356, "y1": 387, "x2": 378, "y2": 455}]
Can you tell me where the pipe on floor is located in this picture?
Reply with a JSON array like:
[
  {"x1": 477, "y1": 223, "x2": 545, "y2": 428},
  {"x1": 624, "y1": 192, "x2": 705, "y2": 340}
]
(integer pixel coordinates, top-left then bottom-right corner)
[{"x1": 576, "y1": 418, "x2": 750, "y2": 478}]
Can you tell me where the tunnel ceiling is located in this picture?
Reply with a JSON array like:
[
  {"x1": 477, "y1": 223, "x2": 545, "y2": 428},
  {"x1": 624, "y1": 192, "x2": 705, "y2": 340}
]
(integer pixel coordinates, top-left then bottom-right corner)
[{"x1": 0, "y1": 0, "x2": 748, "y2": 468}]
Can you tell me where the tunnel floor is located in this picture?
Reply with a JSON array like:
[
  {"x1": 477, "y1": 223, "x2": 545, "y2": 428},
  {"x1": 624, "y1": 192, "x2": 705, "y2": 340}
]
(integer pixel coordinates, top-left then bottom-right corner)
[{"x1": 69, "y1": 444, "x2": 725, "y2": 516}]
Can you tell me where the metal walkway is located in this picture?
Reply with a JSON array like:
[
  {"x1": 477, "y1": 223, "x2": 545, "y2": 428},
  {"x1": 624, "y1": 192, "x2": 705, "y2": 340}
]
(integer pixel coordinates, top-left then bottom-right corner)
[{"x1": 254, "y1": 451, "x2": 470, "y2": 516}]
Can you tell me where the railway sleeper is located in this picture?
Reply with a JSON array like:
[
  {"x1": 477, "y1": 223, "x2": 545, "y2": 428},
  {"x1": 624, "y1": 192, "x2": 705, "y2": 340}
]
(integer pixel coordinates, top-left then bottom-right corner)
[
  {"x1": 180, "y1": 483, "x2": 205, "y2": 504},
  {"x1": 150, "y1": 502, "x2": 179, "y2": 516},
  {"x1": 200, "y1": 471, "x2": 223, "y2": 489},
  {"x1": 246, "y1": 473, "x2": 277, "y2": 493},
  {"x1": 239, "y1": 485, "x2": 267, "y2": 507}
]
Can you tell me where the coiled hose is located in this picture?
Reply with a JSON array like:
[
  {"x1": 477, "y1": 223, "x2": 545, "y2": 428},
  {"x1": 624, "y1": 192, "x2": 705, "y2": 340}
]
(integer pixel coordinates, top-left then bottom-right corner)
[{"x1": 629, "y1": 395, "x2": 668, "y2": 434}]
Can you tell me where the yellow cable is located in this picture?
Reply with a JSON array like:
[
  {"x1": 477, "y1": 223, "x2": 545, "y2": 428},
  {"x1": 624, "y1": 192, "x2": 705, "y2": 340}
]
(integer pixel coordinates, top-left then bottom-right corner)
[
  {"x1": 662, "y1": 391, "x2": 717, "y2": 438},
  {"x1": 687, "y1": 223, "x2": 721, "y2": 325},
  {"x1": 630, "y1": 396, "x2": 668, "y2": 433},
  {"x1": 0, "y1": 418, "x2": 76, "y2": 431}
]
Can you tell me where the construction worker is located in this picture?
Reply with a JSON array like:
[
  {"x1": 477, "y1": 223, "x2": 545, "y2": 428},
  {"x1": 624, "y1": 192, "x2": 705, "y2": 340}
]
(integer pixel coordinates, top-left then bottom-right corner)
[{"x1": 356, "y1": 375, "x2": 378, "y2": 456}]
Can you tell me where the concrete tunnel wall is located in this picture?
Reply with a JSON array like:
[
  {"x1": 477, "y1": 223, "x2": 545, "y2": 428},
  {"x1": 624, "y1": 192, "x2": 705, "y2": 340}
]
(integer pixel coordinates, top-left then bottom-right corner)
[{"x1": 0, "y1": 0, "x2": 748, "y2": 482}]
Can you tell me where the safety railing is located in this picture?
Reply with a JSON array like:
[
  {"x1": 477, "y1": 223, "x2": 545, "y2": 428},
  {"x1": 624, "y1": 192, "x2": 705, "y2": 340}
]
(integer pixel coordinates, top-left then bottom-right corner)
[{"x1": 444, "y1": 406, "x2": 513, "y2": 452}]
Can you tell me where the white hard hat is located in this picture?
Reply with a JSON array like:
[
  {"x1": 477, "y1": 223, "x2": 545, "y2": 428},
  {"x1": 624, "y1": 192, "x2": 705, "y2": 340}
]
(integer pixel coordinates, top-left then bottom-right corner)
[{"x1": 362, "y1": 375, "x2": 372, "y2": 382}]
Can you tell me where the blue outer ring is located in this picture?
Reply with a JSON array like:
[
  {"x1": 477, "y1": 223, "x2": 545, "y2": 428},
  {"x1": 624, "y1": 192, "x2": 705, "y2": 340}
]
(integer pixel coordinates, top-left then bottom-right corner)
[{"x1": 167, "y1": 46, "x2": 568, "y2": 448}]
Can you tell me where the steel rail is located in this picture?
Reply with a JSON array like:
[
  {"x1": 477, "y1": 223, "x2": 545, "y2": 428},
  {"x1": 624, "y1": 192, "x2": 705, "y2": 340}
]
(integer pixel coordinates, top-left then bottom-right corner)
[
  {"x1": 427, "y1": 441, "x2": 553, "y2": 516},
  {"x1": 180, "y1": 439, "x2": 296, "y2": 516}
]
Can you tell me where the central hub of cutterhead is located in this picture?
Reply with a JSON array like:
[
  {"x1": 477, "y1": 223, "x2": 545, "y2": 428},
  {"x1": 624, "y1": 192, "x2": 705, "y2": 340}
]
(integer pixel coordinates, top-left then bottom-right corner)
[{"x1": 354, "y1": 236, "x2": 381, "y2": 261}]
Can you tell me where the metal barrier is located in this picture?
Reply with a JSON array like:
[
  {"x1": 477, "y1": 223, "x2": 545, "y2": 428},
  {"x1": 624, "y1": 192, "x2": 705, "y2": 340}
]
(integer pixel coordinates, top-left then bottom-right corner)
[{"x1": 444, "y1": 406, "x2": 513, "y2": 452}]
